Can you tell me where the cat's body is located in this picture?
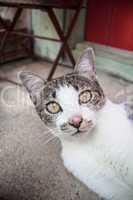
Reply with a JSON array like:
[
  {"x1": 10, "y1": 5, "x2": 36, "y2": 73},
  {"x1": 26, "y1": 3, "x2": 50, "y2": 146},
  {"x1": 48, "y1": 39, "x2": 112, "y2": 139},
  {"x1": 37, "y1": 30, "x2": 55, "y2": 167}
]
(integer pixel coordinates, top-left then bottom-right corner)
[
  {"x1": 61, "y1": 100, "x2": 133, "y2": 200},
  {"x1": 20, "y1": 48, "x2": 133, "y2": 200}
]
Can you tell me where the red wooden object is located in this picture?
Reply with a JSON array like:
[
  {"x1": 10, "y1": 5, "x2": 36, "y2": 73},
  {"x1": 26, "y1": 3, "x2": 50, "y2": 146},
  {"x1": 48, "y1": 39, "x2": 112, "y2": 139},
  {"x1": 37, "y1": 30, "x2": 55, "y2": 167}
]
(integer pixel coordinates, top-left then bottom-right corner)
[
  {"x1": 85, "y1": 0, "x2": 133, "y2": 51},
  {"x1": 108, "y1": 1, "x2": 133, "y2": 51},
  {"x1": 85, "y1": 0, "x2": 112, "y2": 45}
]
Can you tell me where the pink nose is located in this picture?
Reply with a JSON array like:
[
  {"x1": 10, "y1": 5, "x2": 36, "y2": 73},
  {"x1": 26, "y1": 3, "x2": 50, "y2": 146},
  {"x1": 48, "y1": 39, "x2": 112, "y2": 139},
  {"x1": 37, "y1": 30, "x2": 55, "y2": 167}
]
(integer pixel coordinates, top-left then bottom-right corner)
[{"x1": 69, "y1": 115, "x2": 83, "y2": 128}]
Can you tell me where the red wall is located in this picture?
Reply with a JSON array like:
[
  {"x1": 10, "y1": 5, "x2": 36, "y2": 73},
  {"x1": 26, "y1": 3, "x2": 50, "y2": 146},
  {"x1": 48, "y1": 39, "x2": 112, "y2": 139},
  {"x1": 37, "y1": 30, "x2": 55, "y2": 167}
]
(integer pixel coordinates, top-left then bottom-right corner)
[{"x1": 85, "y1": 0, "x2": 133, "y2": 51}]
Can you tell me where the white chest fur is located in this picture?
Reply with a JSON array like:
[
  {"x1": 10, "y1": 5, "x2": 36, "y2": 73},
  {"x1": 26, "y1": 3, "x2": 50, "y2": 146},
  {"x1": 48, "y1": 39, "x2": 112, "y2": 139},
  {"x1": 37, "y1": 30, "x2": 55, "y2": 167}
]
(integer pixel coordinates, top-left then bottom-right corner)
[{"x1": 61, "y1": 101, "x2": 133, "y2": 200}]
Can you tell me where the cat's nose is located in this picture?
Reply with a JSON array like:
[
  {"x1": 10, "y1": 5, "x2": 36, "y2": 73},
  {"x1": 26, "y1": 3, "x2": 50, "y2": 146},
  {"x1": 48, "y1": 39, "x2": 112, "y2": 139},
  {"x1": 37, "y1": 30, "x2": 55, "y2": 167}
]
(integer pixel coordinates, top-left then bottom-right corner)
[{"x1": 69, "y1": 115, "x2": 83, "y2": 128}]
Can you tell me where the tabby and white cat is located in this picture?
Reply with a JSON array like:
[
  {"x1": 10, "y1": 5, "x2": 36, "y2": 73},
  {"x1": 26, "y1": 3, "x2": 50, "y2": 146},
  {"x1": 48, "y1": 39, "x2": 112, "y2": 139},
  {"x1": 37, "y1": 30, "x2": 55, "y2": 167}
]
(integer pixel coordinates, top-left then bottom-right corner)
[{"x1": 20, "y1": 48, "x2": 133, "y2": 200}]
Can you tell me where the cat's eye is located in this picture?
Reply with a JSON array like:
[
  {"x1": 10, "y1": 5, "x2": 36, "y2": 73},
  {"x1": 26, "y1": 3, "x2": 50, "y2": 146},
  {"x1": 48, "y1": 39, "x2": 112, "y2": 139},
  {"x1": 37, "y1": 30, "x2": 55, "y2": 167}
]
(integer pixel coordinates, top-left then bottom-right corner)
[
  {"x1": 79, "y1": 90, "x2": 92, "y2": 104},
  {"x1": 91, "y1": 91, "x2": 100, "y2": 104},
  {"x1": 46, "y1": 101, "x2": 61, "y2": 114}
]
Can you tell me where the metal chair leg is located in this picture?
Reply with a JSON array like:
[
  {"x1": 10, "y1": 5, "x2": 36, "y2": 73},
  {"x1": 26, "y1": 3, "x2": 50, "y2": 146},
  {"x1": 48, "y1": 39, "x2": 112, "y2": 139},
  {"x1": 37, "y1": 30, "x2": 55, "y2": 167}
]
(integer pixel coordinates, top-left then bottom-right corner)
[
  {"x1": 47, "y1": 8, "x2": 75, "y2": 65},
  {"x1": 47, "y1": 0, "x2": 84, "y2": 80}
]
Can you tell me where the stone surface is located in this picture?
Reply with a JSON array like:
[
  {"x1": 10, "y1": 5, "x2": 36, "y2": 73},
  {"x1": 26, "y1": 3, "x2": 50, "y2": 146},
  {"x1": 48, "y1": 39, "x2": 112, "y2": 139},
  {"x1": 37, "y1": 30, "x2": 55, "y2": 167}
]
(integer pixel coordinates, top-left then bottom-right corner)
[{"x1": 0, "y1": 60, "x2": 132, "y2": 200}]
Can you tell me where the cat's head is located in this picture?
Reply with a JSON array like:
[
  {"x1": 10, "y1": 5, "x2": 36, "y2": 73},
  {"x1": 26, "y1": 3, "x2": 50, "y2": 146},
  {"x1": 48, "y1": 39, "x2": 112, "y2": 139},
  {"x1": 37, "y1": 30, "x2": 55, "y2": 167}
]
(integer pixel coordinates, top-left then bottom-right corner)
[{"x1": 20, "y1": 48, "x2": 106, "y2": 139}]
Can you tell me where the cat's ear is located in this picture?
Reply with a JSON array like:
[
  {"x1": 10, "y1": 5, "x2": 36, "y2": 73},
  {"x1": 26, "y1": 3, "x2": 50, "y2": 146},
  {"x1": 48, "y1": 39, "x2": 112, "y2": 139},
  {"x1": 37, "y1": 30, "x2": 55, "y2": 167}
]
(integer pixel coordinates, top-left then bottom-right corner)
[
  {"x1": 74, "y1": 48, "x2": 96, "y2": 77},
  {"x1": 20, "y1": 72, "x2": 45, "y2": 105}
]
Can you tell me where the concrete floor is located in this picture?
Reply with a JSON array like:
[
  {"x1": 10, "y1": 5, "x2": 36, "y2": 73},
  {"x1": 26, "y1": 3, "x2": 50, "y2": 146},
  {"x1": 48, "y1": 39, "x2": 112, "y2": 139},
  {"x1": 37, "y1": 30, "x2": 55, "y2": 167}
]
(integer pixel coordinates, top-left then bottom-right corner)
[{"x1": 0, "y1": 59, "x2": 132, "y2": 200}]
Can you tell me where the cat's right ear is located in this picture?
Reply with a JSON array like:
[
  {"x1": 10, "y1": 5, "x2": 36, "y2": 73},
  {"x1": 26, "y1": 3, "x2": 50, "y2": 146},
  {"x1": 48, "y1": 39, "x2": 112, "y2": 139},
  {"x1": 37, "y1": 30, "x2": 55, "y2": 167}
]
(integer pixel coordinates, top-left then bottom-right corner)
[
  {"x1": 74, "y1": 48, "x2": 96, "y2": 78},
  {"x1": 20, "y1": 72, "x2": 45, "y2": 105}
]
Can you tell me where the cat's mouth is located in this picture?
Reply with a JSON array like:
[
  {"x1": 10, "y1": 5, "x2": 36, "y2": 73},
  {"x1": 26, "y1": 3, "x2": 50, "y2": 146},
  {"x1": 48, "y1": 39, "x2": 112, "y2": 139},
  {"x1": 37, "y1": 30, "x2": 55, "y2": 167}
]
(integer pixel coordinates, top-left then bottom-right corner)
[
  {"x1": 71, "y1": 120, "x2": 94, "y2": 136},
  {"x1": 71, "y1": 129, "x2": 89, "y2": 136},
  {"x1": 71, "y1": 129, "x2": 80, "y2": 136}
]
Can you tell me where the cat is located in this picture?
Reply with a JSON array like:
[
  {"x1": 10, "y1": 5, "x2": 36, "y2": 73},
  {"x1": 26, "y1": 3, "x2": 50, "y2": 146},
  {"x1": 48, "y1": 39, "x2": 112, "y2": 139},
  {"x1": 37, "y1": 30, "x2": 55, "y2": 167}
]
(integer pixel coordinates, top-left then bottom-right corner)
[{"x1": 20, "y1": 48, "x2": 133, "y2": 200}]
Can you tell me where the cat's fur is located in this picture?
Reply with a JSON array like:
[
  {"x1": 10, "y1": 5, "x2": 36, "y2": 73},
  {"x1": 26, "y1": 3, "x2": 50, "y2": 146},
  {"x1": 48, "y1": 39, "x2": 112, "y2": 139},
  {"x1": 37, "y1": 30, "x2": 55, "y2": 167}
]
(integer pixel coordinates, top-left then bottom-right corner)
[{"x1": 20, "y1": 48, "x2": 133, "y2": 200}]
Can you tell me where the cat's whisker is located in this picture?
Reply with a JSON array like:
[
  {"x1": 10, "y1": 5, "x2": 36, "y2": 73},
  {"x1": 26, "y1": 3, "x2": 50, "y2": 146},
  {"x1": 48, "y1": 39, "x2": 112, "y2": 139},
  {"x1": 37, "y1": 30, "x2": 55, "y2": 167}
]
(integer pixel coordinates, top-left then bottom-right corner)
[
  {"x1": 43, "y1": 135, "x2": 58, "y2": 146},
  {"x1": 44, "y1": 127, "x2": 58, "y2": 134},
  {"x1": 43, "y1": 131, "x2": 56, "y2": 138},
  {"x1": 47, "y1": 127, "x2": 57, "y2": 132},
  {"x1": 44, "y1": 131, "x2": 53, "y2": 136},
  {"x1": 43, "y1": 131, "x2": 52, "y2": 135},
  {"x1": 52, "y1": 139, "x2": 60, "y2": 148}
]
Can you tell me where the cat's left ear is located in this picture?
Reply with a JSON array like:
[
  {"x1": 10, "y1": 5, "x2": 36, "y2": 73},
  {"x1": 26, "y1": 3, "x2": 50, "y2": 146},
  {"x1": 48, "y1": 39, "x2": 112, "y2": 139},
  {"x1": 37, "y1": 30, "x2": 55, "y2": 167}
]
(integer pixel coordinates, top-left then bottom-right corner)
[
  {"x1": 74, "y1": 48, "x2": 96, "y2": 77},
  {"x1": 20, "y1": 71, "x2": 45, "y2": 105}
]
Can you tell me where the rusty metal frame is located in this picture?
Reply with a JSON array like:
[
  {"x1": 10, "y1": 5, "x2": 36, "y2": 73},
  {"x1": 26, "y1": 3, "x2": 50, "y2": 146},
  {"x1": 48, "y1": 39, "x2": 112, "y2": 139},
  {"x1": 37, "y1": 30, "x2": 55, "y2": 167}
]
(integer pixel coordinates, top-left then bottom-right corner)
[{"x1": 0, "y1": 0, "x2": 84, "y2": 80}]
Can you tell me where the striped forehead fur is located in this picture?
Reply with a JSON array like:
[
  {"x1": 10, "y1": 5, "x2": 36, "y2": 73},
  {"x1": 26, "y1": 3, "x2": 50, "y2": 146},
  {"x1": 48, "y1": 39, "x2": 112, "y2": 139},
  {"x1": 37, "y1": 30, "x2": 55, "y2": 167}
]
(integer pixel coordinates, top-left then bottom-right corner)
[{"x1": 43, "y1": 73, "x2": 104, "y2": 99}]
